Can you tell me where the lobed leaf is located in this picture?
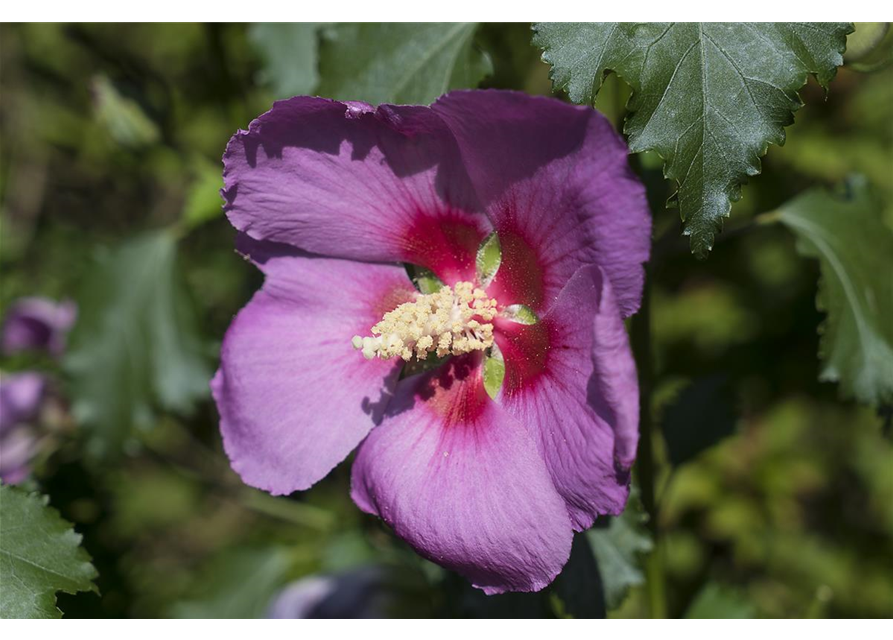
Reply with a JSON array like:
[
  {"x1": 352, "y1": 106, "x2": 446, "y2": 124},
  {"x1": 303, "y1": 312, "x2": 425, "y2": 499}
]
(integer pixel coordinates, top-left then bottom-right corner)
[
  {"x1": 586, "y1": 490, "x2": 652, "y2": 610},
  {"x1": 533, "y1": 22, "x2": 852, "y2": 257},
  {"x1": 775, "y1": 177, "x2": 893, "y2": 407},
  {"x1": 0, "y1": 485, "x2": 97, "y2": 618},
  {"x1": 64, "y1": 230, "x2": 212, "y2": 457}
]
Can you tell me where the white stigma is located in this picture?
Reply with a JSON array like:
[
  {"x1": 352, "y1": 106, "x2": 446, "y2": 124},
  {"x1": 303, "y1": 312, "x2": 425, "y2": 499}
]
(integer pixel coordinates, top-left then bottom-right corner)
[{"x1": 352, "y1": 281, "x2": 498, "y2": 362}]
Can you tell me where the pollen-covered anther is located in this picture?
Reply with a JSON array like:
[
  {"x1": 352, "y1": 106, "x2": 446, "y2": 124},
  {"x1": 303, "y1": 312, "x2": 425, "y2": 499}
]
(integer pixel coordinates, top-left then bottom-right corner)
[{"x1": 351, "y1": 281, "x2": 498, "y2": 362}]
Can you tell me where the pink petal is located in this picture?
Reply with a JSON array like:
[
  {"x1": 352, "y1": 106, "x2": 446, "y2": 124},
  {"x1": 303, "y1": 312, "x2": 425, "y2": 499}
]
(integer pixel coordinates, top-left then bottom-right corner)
[
  {"x1": 351, "y1": 355, "x2": 573, "y2": 594},
  {"x1": 432, "y1": 90, "x2": 650, "y2": 316},
  {"x1": 212, "y1": 238, "x2": 416, "y2": 494},
  {"x1": 495, "y1": 266, "x2": 639, "y2": 530},
  {"x1": 223, "y1": 97, "x2": 488, "y2": 284}
]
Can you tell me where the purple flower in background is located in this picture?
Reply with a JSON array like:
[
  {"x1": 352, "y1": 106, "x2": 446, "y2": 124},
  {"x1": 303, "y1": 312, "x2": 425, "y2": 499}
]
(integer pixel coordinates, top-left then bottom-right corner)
[
  {"x1": 0, "y1": 372, "x2": 45, "y2": 484},
  {"x1": 1, "y1": 297, "x2": 77, "y2": 357},
  {"x1": 1, "y1": 296, "x2": 76, "y2": 483},
  {"x1": 213, "y1": 91, "x2": 650, "y2": 593},
  {"x1": 267, "y1": 566, "x2": 392, "y2": 619}
]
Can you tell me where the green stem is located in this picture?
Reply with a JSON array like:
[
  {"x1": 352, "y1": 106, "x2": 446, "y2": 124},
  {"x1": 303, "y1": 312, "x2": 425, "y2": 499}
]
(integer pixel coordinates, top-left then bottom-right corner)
[
  {"x1": 631, "y1": 268, "x2": 667, "y2": 618},
  {"x1": 239, "y1": 488, "x2": 335, "y2": 531}
]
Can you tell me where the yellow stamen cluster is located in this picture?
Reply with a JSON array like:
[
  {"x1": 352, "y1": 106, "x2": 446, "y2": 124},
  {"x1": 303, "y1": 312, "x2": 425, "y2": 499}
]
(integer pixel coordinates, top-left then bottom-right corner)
[{"x1": 352, "y1": 282, "x2": 498, "y2": 362}]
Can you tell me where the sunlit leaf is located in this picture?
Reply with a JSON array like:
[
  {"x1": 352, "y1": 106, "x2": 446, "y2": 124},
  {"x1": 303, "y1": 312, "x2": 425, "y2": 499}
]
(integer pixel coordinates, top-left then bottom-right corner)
[
  {"x1": 476, "y1": 232, "x2": 501, "y2": 287},
  {"x1": 0, "y1": 485, "x2": 97, "y2": 619},
  {"x1": 774, "y1": 177, "x2": 893, "y2": 406},
  {"x1": 533, "y1": 22, "x2": 852, "y2": 257},
  {"x1": 406, "y1": 265, "x2": 445, "y2": 295},
  {"x1": 846, "y1": 22, "x2": 893, "y2": 72},
  {"x1": 483, "y1": 343, "x2": 505, "y2": 400},
  {"x1": 317, "y1": 23, "x2": 491, "y2": 105},
  {"x1": 845, "y1": 23, "x2": 890, "y2": 62},
  {"x1": 65, "y1": 230, "x2": 212, "y2": 457},
  {"x1": 501, "y1": 304, "x2": 538, "y2": 325}
]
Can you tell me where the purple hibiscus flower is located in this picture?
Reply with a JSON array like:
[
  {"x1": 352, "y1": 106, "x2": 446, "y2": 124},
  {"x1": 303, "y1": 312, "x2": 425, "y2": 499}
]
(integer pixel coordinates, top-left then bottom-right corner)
[
  {"x1": 1, "y1": 297, "x2": 77, "y2": 357},
  {"x1": 212, "y1": 90, "x2": 650, "y2": 594}
]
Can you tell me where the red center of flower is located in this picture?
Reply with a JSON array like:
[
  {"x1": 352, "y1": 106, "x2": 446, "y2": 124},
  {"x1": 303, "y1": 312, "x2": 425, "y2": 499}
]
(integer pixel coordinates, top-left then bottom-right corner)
[
  {"x1": 485, "y1": 229, "x2": 545, "y2": 311},
  {"x1": 401, "y1": 210, "x2": 487, "y2": 284}
]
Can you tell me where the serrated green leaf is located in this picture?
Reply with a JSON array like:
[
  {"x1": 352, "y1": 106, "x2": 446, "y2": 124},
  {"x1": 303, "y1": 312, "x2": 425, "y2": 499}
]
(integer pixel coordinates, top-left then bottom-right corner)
[
  {"x1": 774, "y1": 178, "x2": 893, "y2": 406},
  {"x1": 248, "y1": 23, "x2": 323, "y2": 98},
  {"x1": 317, "y1": 23, "x2": 491, "y2": 105},
  {"x1": 533, "y1": 22, "x2": 852, "y2": 258},
  {"x1": 586, "y1": 490, "x2": 653, "y2": 610},
  {"x1": 476, "y1": 232, "x2": 501, "y2": 286},
  {"x1": 65, "y1": 230, "x2": 212, "y2": 457},
  {"x1": 483, "y1": 344, "x2": 505, "y2": 400},
  {"x1": 0, "y1": 485, "x2": 97, "y2": 619}
]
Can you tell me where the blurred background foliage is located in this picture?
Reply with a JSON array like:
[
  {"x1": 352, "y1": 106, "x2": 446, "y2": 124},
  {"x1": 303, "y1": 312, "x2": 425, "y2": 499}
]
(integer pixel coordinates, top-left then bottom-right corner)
[{"x1": 0, "y1": 22, "x2": 891, "y2": 618}]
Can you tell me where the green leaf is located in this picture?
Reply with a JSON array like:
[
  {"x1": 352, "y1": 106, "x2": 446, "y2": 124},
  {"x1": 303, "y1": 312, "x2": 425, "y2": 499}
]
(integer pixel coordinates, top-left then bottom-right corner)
[
  {"x1": 181, "y1": 159, "x2": 224, "y2": 231},
  {"x1": 533, "y1": 22, "x2": 852, "y2": 258},
  {"x1": 685, "y1": 583, "x2": 755, "y2": 618},
  {"x1": 501, "y1": 304, "x2": 538, "y2": 325},
  {"x1": 173, "y1": 547, "x2": 291, "y2": 619},
  {"x1": 92, "y1": 74, "x2": 160, "y2": 148},
  {"x1": 65, "y1": 230, "x2": 212, "y2": 457},
  {"x1": 317, "y1": 23, "x2": 491, "y2": 105},
  {"x1": 661, "y1": 376, "x2": 738, "y2": 466},
  {"x1": 586, "y1": 489, "x2": 653, "y2": 610},
  {"x1": 0, "y1": 485, "x2": 97, "y2": 619},
  {"x1": 774, "y1": 178, "x2": 893, "y2": 406},
  {"x1": 476, "y1": 232, "x2": 501, "y2": 286},
  {"x1": 845, "y1": 23, "x2": 890, "y2": 62},
  {"x1": 845, "y1": 22, "x2": 893, "y2": 72},
  {"x1": 248, "y1": 23, "x2": 323, "y2": 98},
  {"x1": 483, "y1": 344, "x2": 505, "y2": 401},
  {"x1": 406, "y1": 264, "x2": 445, "y2": 295}
]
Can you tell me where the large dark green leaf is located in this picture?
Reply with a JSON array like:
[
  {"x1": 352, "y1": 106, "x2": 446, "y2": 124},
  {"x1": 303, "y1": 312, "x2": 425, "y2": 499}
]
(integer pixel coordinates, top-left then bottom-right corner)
[
  {"x1": 317, "y1": 23, "x2": 491, "y2": 105},
  {"x1": 586, "y1": 491, "x2": 652, "y2": 610},
  {"x1": 0, "y1": 485, "x2": 97, "y2": 618},
  {"x1": 774, "y1": 178, "x2": 893, "y2": 406},
  {"x1": 533, "y1": 22, "x2": 852, "y2": 258},
  {"x1": 65, "y1": 230, "x2": 212, "y2": 457}
]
